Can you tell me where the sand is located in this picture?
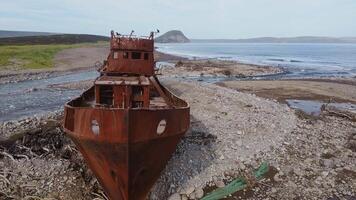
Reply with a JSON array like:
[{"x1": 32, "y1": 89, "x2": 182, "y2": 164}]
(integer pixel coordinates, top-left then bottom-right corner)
[
  {"x1": 217, "y1": 79, "x2": 356, "y2": 104},
  {"x1": 160, "y1": 59, "x2": 283, "y2": 78}
]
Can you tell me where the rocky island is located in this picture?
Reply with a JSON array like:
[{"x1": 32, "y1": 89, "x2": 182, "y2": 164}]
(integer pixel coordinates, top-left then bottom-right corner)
[{"x1": 155, "y1": 30, "x2": 190, "y2": 43}]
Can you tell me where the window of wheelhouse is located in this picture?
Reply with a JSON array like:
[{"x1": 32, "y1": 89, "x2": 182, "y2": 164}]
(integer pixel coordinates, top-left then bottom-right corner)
[
  {"x1": 123, "y1": 52, "x2": 129, "y2": 59},
  {"x1": 144, "y1": 53, "x2": 149, "y2": 60},
  {"x1": 99, "y1": 85, "x2": 113, "y2": 106},
  {"x1": 131, "y1": 52, "x2": 141, "y2": 59},
  {"x1": 113, "y1": 51, "x2": 119, "y2": 59},
  {"x1": 132, "y1": 86, "x2": 144, "y2": 108},
  {"x1": 132, "y1": 86, "x2": 143, "y2": 97}
]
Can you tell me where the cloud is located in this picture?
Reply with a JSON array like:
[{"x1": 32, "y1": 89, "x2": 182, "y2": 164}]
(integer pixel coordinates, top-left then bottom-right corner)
[{"x1": 0, "y1": 0, "x2": 355, "y2": 38}]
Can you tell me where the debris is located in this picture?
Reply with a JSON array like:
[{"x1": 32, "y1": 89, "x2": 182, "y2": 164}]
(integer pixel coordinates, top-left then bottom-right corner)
[{"x1": 201, "y1": 162, "x2": 269, "y2": 200}]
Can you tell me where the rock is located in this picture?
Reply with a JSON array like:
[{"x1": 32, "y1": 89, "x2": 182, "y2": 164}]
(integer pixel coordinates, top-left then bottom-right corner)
[
  {"x1": 188, "y1": 192, "x2": 196, "y2": 199},
  {"x1": 293, "y1": 168, "x2": 303, "y2": 177},
  {"x1": 314, "y1": 176, "x2": 323, "y2": 185},
  {"x1": 304, "y1": 158, "x2": 313, "y2": 165},
  {"x1": 320, "y1": 159, "x2": 335, "y2": 169},
  {"x1": 349, "y1": 140, "x2": 356, "y2": 151},
  {"x1": 194, "y1": 188, "x2": 204, "y2": 199},
  {"x1": 238, "y1": 163, "x2": 246, "y2": 170},
  {"x1": 155, "y1": 30, "x2": 190, "y2": 43},
  {"x1": 273, "y1": 173, "x2": 283, "y2": 182},
  {"x1": 168, "y1": 193, "x2": 181, "y2": 200},
  {"x1": 321, "y1": 171, "x2": 329, "y2": 177},
  {"x1": 214, "y1": 180, "x2": 225, "y2": 188},
  {"x1": 184, "y1": 186, "x2": 195, "y2": 195},
  {"x1": 236, "y1": 140, "x2": 242, "y2": 147},
  {"x1": 271, "y1": 188, "x2": 277, "y2": 193},
  {"x1": 181, "y1": 195, "x2": 188, "y2": 200}
]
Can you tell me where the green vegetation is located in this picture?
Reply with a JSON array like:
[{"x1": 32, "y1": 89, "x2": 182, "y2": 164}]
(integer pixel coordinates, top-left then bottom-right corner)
[
  {"x1": 0, "y1": 42, "x2": 106, "y2": 69},
  {"x1": 0, "y1": 44, "x2": 77, "y2": 69}
]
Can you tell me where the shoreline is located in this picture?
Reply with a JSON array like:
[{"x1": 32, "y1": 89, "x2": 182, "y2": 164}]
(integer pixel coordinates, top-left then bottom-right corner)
[
  {"x1": 0, "y1": 50, "x2": 286, "y2": 85},
  {"x1": 0, "y1": 45, "x2": 109, "y2": 84},
  {"x1": 2, "y1": 48, "x2": 355, "y2": 120},
  {"x1": 155, "y1": 49, "x2": 356, "y2": 79},
  {"x1": 1, "y1": 45, "x2": 355, "y2": 85}
]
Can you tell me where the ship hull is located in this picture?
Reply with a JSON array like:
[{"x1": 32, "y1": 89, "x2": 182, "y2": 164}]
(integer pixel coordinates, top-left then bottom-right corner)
[{"x1": 63, "y1": 88, "x2": 190, "y2": 200}]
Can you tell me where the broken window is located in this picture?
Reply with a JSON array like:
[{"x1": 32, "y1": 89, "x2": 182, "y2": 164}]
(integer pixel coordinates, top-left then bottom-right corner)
[
  {"x1": 144, "y1": 53, "x2": 149, "y2": 60},
  {"x1": 132, "y1": 86, "x2": 144, "y2": 108},
  {"x1": 132, "y1": 101, "x2": 143, "y2": 108},
  {"x1": 132, "y1": 86, "x2": 143, "y2": 97},
  {"x1": 123, "y1": 52, "x2": 129, "y2": 59},
  {"x1": 99, "y1": 85, "x2": 113, "y2": 106},
  {"x1": 131, "y1": 52, "x2": 141, "y2": 59}
]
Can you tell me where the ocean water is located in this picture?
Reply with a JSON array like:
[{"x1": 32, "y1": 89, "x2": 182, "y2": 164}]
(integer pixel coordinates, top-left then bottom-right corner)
[{"x1": 156, "y1": 43, "x2": 356, "y2": 78}]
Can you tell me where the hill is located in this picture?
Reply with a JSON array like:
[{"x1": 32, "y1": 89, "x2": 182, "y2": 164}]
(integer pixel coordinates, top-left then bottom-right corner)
[
  {"x1": 0, "y1": 30, "x2": 56, "y2": 38},
  {"x1": 0, "y1": 34, "x2": 109, "y2": 45},
  {"x1": 192, "y1": 36, "x2": 356, "y2": 43},
  {"x1": 155, "y1": 30, "x2": 190, "y2": 43}
]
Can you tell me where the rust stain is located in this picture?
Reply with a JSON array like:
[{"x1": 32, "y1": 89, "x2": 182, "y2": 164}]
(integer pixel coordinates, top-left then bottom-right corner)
[{"x1": 62, "y1": 30, "x2": 190, "y2": 200}]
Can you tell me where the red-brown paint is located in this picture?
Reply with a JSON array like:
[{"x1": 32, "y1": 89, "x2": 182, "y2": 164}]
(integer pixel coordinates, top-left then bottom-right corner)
[{"x1": 63, "y1": 30, "x2": 190, "y2": 200}]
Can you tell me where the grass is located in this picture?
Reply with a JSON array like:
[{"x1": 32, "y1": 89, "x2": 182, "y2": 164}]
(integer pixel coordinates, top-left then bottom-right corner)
[{"x1": 0, "y1": 42, "x2": 106, "y2": 70}]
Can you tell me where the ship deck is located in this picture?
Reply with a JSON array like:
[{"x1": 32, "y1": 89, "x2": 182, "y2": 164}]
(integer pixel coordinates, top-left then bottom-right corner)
[{"x1": 68, "y1": 75, "x2": 188, "y2": 110}]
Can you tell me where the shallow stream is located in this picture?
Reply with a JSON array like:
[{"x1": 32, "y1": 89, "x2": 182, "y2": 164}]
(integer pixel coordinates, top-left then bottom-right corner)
[
  {"x1": 1, "y1": 63, "x2": 355, "y2": 122},
  {"x1": 286, "y1": 99, "x2": 356, "y2": 116},
  {"x1": 0, "y1": 70, "x2": 98, "y2": 122}
]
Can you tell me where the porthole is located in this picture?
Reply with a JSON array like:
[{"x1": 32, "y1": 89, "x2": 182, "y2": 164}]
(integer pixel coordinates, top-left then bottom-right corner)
[
  {"x1": 157, "y1": 119, "x2": 167, "y2": 135},
  {"x1": 91, "y1": 119, "x2": 100, "y2": 135}
]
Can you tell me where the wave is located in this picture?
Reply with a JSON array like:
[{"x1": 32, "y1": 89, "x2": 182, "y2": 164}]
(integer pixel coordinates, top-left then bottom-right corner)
[
  {"x1": 155, "y1": 43, "x2": 356, "y2": 78},
  {"x1": 266, "y1": 58, "x2": 304, "y2": 63},
  {"x1": 290, "y1": 59, "x2": 303, "y2": 63}
]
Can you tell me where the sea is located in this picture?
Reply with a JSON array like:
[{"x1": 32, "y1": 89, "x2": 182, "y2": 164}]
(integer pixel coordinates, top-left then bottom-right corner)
[{"x1": 156, "y1": 43, "x2": 356, "y2": 78}]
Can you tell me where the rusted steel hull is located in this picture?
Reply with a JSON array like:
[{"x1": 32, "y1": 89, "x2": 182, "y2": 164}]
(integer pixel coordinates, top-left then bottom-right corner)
[
  {"x1": 69, "y1": 133, "x2": 185, "y2": 199},
  {"x1": 63, "y1": 88, "x2": 190, "y2": 200},
  {"x1": 63, "y1": 30, "x2": 190, "y2": 199}
]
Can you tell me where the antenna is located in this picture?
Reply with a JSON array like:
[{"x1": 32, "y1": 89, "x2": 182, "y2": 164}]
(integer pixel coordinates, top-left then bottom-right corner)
[
  {"x1": 129, "y1": 30, "x2": 135, "y2": 38},
  {"x1": 150, "y1": 29, "x2": 160, "y2": 39}
]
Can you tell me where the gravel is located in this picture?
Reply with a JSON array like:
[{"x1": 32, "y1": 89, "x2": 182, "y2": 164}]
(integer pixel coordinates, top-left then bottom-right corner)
[
  {"x1": 1, "y1": 77, "x2": 355, "y2": 199},
  {"x1": 0, "y1": 111, "x2": 104, "y2": 199},
  {"x1": 150, "y1": 78, "x2": 297, "y2": 199}
]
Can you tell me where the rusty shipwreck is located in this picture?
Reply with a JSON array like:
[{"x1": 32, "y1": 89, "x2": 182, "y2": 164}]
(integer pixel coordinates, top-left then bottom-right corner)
[{"x1": 62, "y1": 31, "x2": 190, "y2": 200}]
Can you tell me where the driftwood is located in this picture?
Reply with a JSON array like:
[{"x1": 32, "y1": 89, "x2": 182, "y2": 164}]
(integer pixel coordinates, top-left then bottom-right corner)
[
  {"x1": 321, "y1": 104, "x2": 356, "y2": 122},
  {"x1": 0, "y1": 120, "x2": 60, "y2": 148}
]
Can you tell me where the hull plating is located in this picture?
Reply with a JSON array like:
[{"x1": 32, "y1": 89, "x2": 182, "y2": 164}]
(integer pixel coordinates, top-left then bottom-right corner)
[{"x1": 63, "y1": 93, "x2": 190, "y2": 200}]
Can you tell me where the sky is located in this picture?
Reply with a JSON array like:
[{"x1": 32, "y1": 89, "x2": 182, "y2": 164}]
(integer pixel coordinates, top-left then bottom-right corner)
[{"x1": 0, "y1": 0, "x2": 355, "y2": 39}]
